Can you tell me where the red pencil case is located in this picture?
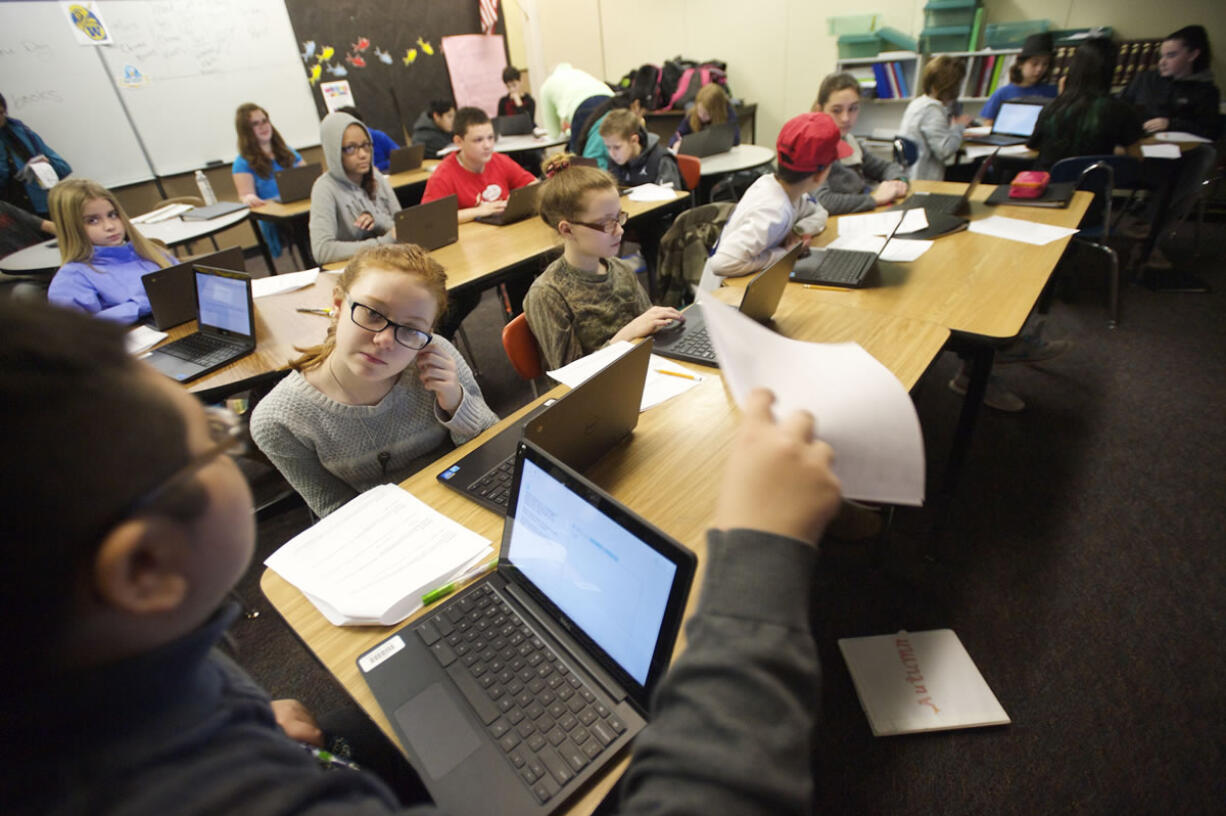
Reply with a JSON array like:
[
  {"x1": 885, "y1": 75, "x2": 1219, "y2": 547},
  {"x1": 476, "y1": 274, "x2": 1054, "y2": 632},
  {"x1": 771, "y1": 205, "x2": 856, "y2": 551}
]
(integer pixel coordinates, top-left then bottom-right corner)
[{"x1": 1010, "y1": 170, "x2": 1050, "y2": 199}]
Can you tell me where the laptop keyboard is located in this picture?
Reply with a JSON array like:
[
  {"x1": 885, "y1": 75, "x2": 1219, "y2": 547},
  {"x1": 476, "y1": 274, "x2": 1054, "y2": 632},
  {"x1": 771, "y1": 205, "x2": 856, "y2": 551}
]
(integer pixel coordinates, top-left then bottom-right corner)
[
  {"x1": 467, "y1": 456, "x2": 516, "y2": 508},
  {"x1": 665, "y1": 326, "x2": 715, "y2": 361},
  {"x1": 798, "y1": 251, "x2": 873, "y2": 285},
  {"x1": 416, "y1": 583, "x2": 628, "y2": 805},
  {"x1": 157, "y1": 332, "x2": 241, "y2": 366}
]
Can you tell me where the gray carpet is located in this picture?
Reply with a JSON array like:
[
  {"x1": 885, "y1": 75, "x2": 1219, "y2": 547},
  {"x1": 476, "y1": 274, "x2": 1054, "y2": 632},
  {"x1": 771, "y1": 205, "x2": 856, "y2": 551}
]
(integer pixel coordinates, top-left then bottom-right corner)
[{"x1": 228, "y1": 221, "x2": 1226, "y2": 812}]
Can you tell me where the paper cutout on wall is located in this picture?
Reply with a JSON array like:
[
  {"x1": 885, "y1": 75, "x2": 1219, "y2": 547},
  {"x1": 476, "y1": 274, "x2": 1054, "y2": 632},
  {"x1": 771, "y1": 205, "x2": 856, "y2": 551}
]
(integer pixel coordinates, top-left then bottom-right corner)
[
  {"x1": 301, "y1": 41, "x2": 316, "y2": 61},
  {"x1": 326, "y1": 63, "x2": 348, "y2": 77},
  {"x1": 308, "y1": 63, "x2": 322, "y2": 85},
  {"x1": 375, "y1": 47, "x2": 393, "y2": 64},
  {"x1": 440, "y1": 34, "x2": 507, "y2": 115},
  {"x1": 352, "y1": 37, "x2": 370, "y2": 52},
  {"x1": 321, "y1": 80, "x2": 356, "y2": 113},
  {"x1": 417, "y1": 37, "x2": 434, "y2": 56},
  {"x1": 120, "y1": 65, "x2": 148, "y2": 89},
  {"x1": 346, "y1": 52, "x2": 366, "y2": 68},
  {"x1": 318, "y1": 45, "x2": 335, "y2": 62},
  {"x1": 63, "y1": 1, "x2": 113, "y2": 46}
]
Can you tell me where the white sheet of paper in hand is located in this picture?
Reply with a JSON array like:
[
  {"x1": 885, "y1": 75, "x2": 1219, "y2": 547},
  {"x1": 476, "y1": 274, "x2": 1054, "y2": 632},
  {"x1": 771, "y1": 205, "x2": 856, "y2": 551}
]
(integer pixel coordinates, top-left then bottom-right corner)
[
  {"x1": 836, "y1": 208, "x2": 927, "y2": 238},
  {"x1": 1140, "y1": 143, "x2": 1181, "y2": 159},
  {"x1": 252, "y1": 267, "x2": 321, "y2": 298},
  {"x1": 696, "y1": 292, "x2": 924, "y2": 505},
  {"x1": 627, "y1": 183, "x2": 677, "y2": 202},
  {"x1": 825, "y1": 234, "x2": 933, "y2": 262},
  {"x1": 27, "y1": 160, "x2": 59, "y2": 190},
  {"x1": 968, "y1": 215, "x2": 1078, "y2": 246}
]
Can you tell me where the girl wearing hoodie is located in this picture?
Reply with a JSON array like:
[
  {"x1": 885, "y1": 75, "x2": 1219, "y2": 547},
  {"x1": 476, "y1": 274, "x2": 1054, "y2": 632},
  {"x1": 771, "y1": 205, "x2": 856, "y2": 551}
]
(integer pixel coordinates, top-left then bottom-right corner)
[
  {"x1": 599, "y1": 109, "x2": 683, "y2": 189},
  {"x1": 309, "y1": 111, "x2": 401, "y2": 265}
]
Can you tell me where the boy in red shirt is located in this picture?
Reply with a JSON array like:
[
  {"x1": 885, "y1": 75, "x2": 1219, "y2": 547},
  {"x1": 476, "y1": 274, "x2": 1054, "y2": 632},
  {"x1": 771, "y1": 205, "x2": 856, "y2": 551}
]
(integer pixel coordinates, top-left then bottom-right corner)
[{"x1": 421, "y1": 107, "x2": 537, "y2": 223}]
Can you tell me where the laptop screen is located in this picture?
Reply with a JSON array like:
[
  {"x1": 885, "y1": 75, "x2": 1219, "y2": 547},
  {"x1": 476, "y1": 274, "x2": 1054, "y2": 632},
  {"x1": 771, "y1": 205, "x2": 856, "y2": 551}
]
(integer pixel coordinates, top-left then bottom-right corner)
[
  {"x1": 994, "y1": 102, "x2": 1042, "y2": 137},
  {"x1": 506, "y1": 456, "x2": 678, "y2": 686},
  {"x1": 195, "y1": 269, "x2": 251, "y2": 334}
]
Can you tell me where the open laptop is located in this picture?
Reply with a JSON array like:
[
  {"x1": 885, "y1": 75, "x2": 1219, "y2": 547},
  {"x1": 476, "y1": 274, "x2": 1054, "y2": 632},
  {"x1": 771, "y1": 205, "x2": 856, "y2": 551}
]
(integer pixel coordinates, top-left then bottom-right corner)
[
  {"x1": 389, "y1": 143, "x2": 427, "y2": 174},
  {"x1": 494, "y1": 113, "x2": 534, "y2": 136},
  {"x1": 274, "y1": 163, "x2": 322, "y2": 204},
  {"x1": 438, "y1": 339, "x2": 652, "y2": 512},
  {"x1": 362, "y1": 440, "x2": 696, "y2": 816},
  {"x1": 475, "y1": 183, "x2": 542, "y2": 227},
  {"x1": 395, "y1": 195, "x2": 459, "y2": 250},
  {"x1": 676, "y1": 121, "x2": 737, "y2": 158},
  {"x1": 893, "y1": 148, "x2": 998, "y2": 217},
  {"x1": 654, "y1": 242, "x2": 802, "y2": 366},
  {"x1": 966, "y1": 101, "x2": 1045, "y2": 146},
  {"x1": 142, "y1": 246, "x2": 245, "y2": 330},
  {"x1": 790, "y1": 215, "x2": 905, "y2": 288},
  {"x1": 142, "y1": 266, "x2": 256, "y2": 383}
]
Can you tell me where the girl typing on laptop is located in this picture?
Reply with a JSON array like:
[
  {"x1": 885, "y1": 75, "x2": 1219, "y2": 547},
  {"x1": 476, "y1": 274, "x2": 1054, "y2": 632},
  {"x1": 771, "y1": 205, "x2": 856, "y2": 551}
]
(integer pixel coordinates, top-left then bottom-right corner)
[
  {"x1": 46, "y1": 178, "x2": 174, "y2": 324},
  {"x1": 250, "y1": 244, "x2": 498, "y2": 517}
]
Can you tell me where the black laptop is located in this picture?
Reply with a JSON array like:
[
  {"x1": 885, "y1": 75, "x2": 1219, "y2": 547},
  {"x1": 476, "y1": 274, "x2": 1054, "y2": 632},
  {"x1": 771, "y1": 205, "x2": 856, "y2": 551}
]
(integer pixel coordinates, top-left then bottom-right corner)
[
  {"x1": 653, "y1": 242, "x2": 802, "y2": 366},
  {"x1": 475, "y1": 183, "x2": 542, "y2": 227},
  {"x1": 966, "y1": 101, "x2": 1044, "y2": 147},
  {"x1": 274, "y1": 163, "x2": 322, "y2": 204},
  {"x1": 438, "y1": 339, "x2": 652, "y2": 512},
  {"x1": 395, "y1": 195, "x2": 459, "y2": 250},
  {"x1": 676, "y1": 122, "x2": 737, "y2": 158},
  {"x1": 362, "y1": 439, "x2": 695, "y2": 816},
  {"x1": 389, "y1": 143, "x2": 427, "y2": 174},
  {"x1": 789, "y1": 215, "x2": 905, "y2": 288},
  {"x1": 142, "y1": 266, "x2": 256, "y2": 383},
  {"x1": 893, "y1": 148, "x2": 998, "y2": 217},
  {"x1": 494, "y1": 113, "x2": 534, "y2": 136},
  {"x1": 142, "y1": 246, "x2": 245, "y2": 330}
]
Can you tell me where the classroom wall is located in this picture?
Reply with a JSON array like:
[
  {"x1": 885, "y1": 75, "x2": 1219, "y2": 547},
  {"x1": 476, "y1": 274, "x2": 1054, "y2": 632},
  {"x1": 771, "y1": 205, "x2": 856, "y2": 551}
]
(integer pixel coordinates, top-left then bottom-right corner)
[{"x1": 508, "y1": 0, "x2": 1225, "y2": 149}]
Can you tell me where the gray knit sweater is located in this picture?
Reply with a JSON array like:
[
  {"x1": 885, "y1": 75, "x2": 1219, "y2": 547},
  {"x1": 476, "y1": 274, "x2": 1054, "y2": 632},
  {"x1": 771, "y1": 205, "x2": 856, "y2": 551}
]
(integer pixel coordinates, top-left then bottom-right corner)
[
  {"x1": 814, "y1": 134, "x2": 907, "y2": 215},
  {"x1": 250, "y1": 338, "x2": 498, "y2": 517}
]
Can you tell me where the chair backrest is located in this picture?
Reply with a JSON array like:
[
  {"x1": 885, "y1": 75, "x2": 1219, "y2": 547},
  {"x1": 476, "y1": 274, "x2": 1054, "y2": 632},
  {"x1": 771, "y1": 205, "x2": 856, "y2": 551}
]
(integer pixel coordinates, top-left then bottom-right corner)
[
  {"x1": 893, "y1": 136, "x2": 918, "y2": 167},
  {"x1": 501, "y1": 313, "x2": 544, "y2": 381},
  {"x1": 676, "y1": 153, "x2": 701, "y2": 192},
  {"x1": 1049, "y1": 155, "x2": 1139, "y2": 237},
  {"x1": 159, "y1": 195, "x2": 206, "y2": 208}
]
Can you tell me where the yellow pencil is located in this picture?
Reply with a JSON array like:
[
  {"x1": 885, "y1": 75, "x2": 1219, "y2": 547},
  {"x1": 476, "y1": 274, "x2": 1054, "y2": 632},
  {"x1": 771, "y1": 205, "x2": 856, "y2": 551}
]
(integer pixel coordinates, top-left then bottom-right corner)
[
  {"x1": 654, "y1": 368, "x2": 698, "y2": 381},
  {"x1": 802, "y1": 284, "x2": 853, "y2": 293}
]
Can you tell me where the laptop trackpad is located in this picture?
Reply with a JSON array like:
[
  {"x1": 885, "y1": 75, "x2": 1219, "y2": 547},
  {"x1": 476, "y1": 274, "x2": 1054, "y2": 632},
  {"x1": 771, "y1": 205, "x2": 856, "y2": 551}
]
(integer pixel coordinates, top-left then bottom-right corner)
[
  {"x1": 143, "y1": 352, "x2": 204, "y2": 382},
  {"x1": 394, "y1": 683, "x2": 481, "y2": 780}
]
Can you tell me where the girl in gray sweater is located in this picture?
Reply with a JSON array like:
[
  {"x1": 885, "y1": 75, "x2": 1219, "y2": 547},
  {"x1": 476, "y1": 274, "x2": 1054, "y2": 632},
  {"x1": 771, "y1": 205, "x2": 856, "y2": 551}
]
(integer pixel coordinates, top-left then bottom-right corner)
[
  {"x1": 251, "y1": 244, "x2": 498, "y2": 516},
  {"x1": 812, "y1": 73, "x2": 909, "y2": 214}
]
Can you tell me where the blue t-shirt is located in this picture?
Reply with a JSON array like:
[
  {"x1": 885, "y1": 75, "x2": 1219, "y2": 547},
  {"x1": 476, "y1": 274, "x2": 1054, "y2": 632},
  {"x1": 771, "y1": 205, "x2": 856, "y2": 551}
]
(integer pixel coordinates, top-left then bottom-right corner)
[
  {"x1": 980, "y1": 83, "x2": 1058, "y2": 122},
  {"x1": 231, "y1": 148, "x2": 304, "y2": 200},
  {"x1": 369, "y1": 128, "x2": 399, "y2": 173}
]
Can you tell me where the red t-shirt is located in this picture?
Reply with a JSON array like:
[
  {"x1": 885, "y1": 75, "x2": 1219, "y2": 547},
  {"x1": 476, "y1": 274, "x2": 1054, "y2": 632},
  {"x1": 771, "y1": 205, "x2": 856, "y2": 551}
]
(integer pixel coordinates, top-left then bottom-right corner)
[{"x1": 421, "y1": 152, "x2": 536, "y2": 208}]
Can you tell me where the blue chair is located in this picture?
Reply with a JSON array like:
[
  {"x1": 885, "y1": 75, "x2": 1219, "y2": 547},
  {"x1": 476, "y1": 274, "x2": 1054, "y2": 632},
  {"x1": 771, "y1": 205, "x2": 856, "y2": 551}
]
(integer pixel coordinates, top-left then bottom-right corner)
[
  {"x1": 893, "y1": 136, "x2": 918, "y2": 168},
  {"x1": 1049, "y1": 155, "x2": 1141, "y2": 328}
]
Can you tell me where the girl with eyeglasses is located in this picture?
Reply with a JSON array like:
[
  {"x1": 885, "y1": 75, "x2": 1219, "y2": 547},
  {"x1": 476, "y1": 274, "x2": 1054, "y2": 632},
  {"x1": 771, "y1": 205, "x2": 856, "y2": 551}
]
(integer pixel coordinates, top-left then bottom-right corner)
[
  {"x1": 250, "y1": 243, "x2": 498, "y2": 517},
  {"x1": 309, "y1": 111, "x2": 402, "y2": 265},
  {"x1": 231, "y1": 102, "x2": 305, "y2": 258},
  {"x1": 522, "y1": 154, "x2": 684, "y2": 370}
]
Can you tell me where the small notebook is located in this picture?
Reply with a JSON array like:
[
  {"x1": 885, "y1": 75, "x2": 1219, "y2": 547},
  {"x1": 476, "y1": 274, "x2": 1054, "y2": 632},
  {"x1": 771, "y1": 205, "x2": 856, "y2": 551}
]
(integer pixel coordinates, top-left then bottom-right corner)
[{"x1": 838, "y1": 629, "x2": 1010, "y2": 736}]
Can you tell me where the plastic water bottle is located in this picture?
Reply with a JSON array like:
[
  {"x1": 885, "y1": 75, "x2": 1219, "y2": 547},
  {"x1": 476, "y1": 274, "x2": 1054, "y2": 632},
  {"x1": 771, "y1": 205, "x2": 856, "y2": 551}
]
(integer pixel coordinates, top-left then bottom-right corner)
[{"x1": 194, "y1": 170, "x2": 217, "y2": 206}]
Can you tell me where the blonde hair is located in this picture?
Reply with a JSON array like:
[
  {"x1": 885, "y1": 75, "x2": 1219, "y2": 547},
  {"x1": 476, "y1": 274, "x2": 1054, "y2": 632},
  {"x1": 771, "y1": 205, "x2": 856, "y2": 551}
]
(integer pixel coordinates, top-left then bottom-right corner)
[
  {"x1": 290, "y1": 243, "x2": 449, "y2": 372},
  {"x1": 48, "y1": 179, "x2": 172, "y2": 269},
  {"x1": 689, "y1": 83, "x2": 731, "y2": 133},
  {"x1": 538, "y1": 153, "x2": 618, "y2": 230},
  {"x1": 599, "y1": 109, "x2": 642, "y2": 141},
  {"x1": 921, "y1": 56, "x2": 967, "y2": 101}
]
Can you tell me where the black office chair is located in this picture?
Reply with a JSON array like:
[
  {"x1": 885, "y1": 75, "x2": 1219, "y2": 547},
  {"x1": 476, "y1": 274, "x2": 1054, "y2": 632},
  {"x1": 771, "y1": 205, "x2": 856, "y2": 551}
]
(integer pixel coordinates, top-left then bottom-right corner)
[{"x1": 1049, "y1": 155, "x2": 1141, "y2": 328}]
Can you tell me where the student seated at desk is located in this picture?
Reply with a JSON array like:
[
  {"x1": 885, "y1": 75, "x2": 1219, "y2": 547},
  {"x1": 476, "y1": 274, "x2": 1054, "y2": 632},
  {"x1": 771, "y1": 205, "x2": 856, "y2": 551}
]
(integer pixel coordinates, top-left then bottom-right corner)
[
  {"x1": 308, "y1": 111, "x2": 402, "y2": 265},
  {"x1": 411, "y1": 99, "x2": 456, "y2": 160},
  {"x1": 524, "y1": 154, "x2": 683, "y2": 369},
  {"x1": 1120, "y1": 25, "x2": 1221, "y2": 140},
  {"x1": 668, "y1": 83, "x2": 741, "y2": 150},
  {"x1": 899, "y1": 56, "x2": 972, "y2": 181},
  {"x1": 811, "y1": 72, "x2": 908, "y2": 214},
  {"x1": 421, "y1": 106, "x2": 536, "y2": 224},
  {"x1": 0, "y1": 91, "x2": 72, "y2": 217},
  {"x1": 336, "y1": 105, "x2": 399, "y2": 174},
  {"x1": 0, "y1": 295, "x2": 843, "y2": 816},
  {"x1": 498, "y1": 65, "x2": 536, "y2": 121},
  {"x1": 251, "y1": 244, "x2": 497, "y2": 518},
  {"x1": 979, "y1": 33, "x2": 1058, "y2": 126},
  {"x1": 701, "y1": 112, "x2": 845, "y2": 289},
  {"x1": 231, "y1": 102, "x2": 305, "y2": 258},
  {"x1": 600, "y1": 109, "x2": 683, "y2": 189},
  {"x1": 46, "y1": 178, "x2": 174, "y2": 324}
]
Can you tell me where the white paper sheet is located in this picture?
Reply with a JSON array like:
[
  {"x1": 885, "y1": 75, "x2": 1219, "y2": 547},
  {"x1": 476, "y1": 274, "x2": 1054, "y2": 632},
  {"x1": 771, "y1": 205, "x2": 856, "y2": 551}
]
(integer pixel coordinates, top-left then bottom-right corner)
[
  {"x1": 963, "y1": 125, "x2": 991, "y2": 138},
  {"x1": 126, "y1": 324, "x2": 167, "y2": 355},
  {"x1": 1140, "y1": 143, "x2": 1181, "y2": 160},
  {"x1": 546, "y1": 341, "x2": 704, "y2": 411},
  {"x1": 835, "y1": 208, "x2": 928, "y2": 238},
  {"x1": 27, "y1": 160, "x2": 59, "y2": 190},
  {"x1": 627, "y1": 183, "x2": 678, "y2": 202},
  {"x1": 824, "y1": 235, "x2": 933, "y2": 262},
  {"x1": 252, "y1": 267, "x2": 320, "y2": 298},
  {"x1": 1154, "y1": 131, "x2": 1211, "y2": 144},
  {"x1": 968, "y1": 215, "x2": 1079, "y2": 246},
  {"x1": 131, "y1": 202, "x2": 194, "y2": 224},
  {"x1": 963, "y1": 143, "x2": 1031, "y2": 161},
  {"x1": 265, "y1": 484, "x2": 494, "y2": 626},
  {"x1": 696, "y1": 292, "x2": 925, "y2": 505}
]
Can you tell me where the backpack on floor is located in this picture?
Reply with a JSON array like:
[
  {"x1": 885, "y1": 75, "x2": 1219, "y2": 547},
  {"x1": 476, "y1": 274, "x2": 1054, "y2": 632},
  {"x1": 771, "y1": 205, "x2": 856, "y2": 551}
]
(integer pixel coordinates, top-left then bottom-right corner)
[{"x1": 664, "y1": 61, "x2": 731, "y2": 111}]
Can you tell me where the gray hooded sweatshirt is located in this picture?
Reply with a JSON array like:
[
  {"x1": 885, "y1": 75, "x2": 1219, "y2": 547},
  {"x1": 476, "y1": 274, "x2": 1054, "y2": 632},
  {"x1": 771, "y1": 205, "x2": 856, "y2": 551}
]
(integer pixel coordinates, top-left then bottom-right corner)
[{"x1": 308, "y1": 112, "x2": 401, "y2": 264}]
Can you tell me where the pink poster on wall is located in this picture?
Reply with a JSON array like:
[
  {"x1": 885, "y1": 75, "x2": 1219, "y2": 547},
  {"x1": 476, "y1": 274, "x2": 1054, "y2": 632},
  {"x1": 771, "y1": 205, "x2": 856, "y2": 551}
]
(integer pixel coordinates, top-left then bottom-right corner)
[{"x1": 441, "y1": 34, "x2": 507, "y2": 116}]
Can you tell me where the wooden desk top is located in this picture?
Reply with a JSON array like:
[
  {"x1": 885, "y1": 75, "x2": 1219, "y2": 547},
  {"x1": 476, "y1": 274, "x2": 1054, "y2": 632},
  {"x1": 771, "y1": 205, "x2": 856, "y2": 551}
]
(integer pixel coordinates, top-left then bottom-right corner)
[
  {"x1": 250, "y1": 162, "x2": 439, "y2": 221},
  {"x1": 259, "y1": 296, "x2": 947, "y2": 814},
  {"x1": 763, "y1": 180, "x2": 1092, "y2": 339}
]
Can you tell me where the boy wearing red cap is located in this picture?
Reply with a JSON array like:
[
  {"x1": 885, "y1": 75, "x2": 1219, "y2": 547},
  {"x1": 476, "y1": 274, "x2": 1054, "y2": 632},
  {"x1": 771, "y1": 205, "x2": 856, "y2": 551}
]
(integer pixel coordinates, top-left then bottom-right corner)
[{"x1": 701, "y1": 112, "x2": 851, "y2": 289}]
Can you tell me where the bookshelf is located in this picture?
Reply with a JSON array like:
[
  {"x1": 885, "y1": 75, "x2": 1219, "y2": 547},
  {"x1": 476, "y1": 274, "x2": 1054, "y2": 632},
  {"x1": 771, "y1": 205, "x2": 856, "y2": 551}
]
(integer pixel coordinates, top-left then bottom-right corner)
[{"x1": 835, "y1": 52, "x2": 921, "y2": 103}]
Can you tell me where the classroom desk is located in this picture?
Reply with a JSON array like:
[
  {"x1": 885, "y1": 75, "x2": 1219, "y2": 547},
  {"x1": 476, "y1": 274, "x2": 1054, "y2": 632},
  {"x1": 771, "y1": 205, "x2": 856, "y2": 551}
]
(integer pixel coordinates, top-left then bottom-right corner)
[
  {"x1": 698, "y1": 144, "x2": 775, "y2": 176},
  {"x1": 248, "y1": 162, "x2": 439, "y2": 270},
  {"x1": 260, "y1": 294, "x2": 948, "y2": 815},
  {"x1": 437, "y1": 133, "x2": 567, "y2": 156}
]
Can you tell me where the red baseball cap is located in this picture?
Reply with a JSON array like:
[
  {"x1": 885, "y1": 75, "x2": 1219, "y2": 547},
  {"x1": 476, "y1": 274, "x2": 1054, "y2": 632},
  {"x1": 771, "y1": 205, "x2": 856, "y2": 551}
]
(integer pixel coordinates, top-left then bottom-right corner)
[{"x1": 776, "y1": 112, "x2": 853, "y2": 173}]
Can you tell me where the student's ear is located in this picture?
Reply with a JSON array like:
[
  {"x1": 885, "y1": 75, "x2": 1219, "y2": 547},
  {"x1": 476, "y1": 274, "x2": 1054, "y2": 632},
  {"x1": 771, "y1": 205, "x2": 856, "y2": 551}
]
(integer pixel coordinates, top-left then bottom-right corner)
[
  {"x1": 93, "y1": 517, "x2": 191, "y2": 614},
  {"x1": 557, "y1": 220, "x2": 574, "y2": 239},
  {"x1": 452, "y1": 132, "x2": 464, "y2": 146}
]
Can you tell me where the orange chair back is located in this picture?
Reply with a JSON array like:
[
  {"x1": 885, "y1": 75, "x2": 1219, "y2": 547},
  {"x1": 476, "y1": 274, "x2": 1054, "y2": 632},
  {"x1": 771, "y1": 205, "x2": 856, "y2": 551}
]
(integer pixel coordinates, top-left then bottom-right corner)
[
  {"x1": 676, "y1": 153, "x2": 701, "y2": 192},
  {"x1": 501, "y1": 313, "x2": 544, "y2": 380}
]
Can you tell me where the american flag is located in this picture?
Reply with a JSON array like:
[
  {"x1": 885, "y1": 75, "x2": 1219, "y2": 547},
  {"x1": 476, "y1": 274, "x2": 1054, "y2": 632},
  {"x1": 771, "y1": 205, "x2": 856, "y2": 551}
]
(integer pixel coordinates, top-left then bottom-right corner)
[{"x1": 479, "y1": 0, "x2": 499, "y2": 34}]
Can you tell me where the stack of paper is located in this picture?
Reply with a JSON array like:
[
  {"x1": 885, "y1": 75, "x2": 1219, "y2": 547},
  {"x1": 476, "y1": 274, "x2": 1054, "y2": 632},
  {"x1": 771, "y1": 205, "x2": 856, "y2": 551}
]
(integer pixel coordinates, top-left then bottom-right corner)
[
  {"x1": 547, "y1": 341, "x2": 705, "y2": 411},
  {"x1": 968, "y1": 215, "x2": 1078, "y2": 246},
  {"x1": 252, "y1": 267, "x2": 321, "y2": 298},
  {"x1": 627, "y1": 183, "x2": 678, "y2": 202},
  {"x1": 824, "y1": 234, "x2": 932, "y2": 262},
  {"x1": 131, "y1": 202, "x2": 194, "y2": 224},
  {"x1": 265, "y1": 484, "x2": 494, "y2": 626},
  {"x1": 126, "y1": 324, "x2": 167, "y2": 355},
  {"x1": 697, "y1": 292, "x2": 925, "y2": 505},
  {"x1": 1140, "y1": 143, "x2": 1181, "y2": 160},
  {"x1": 835, "y1": 208, "x2": 928, "y2": 238}
]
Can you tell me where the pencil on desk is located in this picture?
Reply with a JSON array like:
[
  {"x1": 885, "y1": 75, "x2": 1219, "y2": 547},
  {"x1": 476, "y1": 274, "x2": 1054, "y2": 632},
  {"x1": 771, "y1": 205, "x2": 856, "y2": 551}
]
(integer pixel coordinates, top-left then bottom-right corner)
[
  {"x1": 654, "y1": 368, "x2": 698, "y2": 381},
  {"x1": 802, "y1": 284, "x2": 853, "y2": 293},
  {"x1": 297, "y1": 307, "x2": 333, "y2": 316}
]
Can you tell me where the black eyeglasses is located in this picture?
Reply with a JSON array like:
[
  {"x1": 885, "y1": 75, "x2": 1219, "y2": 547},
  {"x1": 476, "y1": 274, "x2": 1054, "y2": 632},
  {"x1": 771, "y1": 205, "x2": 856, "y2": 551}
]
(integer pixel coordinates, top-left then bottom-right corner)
[
  {"x1": 341, "y1": 140, "x2": 373, "y2": 156},
  {"x1": 348, "y1": 299, "x2": 433, "y2": 350},
  {"x1": 569, "y1": 210, "x2": 628, "y2": 235},
  {"x1": 130, "y1": 406, "x2": 246, "y2": 514}
]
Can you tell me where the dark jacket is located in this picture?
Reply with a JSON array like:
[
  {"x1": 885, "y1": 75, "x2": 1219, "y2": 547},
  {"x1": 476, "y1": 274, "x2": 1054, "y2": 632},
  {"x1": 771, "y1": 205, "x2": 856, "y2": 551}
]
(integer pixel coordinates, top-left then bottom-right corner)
[
  {"x1": 498, "y1": 93, "x2": 536, "y2": 122},
  {"x1": 1119, "y1": 69, "x2": 1221, "y2": 140},
  {"x1": 411, "y1": 110, "x2": 452, "y2": 159},
  {"x1": 0, "y1": 117, "x2": 72, "y2": 215},
  {"x1": 4, "y1": 529, "x2": 822, "y2": 816},
  {"x1": 608, "y1": 130, "x2": 683, "y2": 190},
  {"x1": 1028, "y1": 96, "x2": 1145, "y2": 170}
]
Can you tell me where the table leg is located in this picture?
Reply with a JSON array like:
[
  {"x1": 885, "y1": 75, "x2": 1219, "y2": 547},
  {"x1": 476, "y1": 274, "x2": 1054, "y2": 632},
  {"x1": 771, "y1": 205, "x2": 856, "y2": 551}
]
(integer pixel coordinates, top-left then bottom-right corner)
[
  {"x1": 931, "y1": 339, "x2": 995, "y2": 536},
  {"x1": 249, "y1": 216, "x2": 277, "y2": 275}
]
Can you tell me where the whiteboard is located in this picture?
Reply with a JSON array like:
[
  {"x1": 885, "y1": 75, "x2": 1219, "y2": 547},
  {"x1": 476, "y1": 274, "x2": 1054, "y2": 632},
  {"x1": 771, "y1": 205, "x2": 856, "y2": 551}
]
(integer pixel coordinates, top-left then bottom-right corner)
[
  {"x1": 0, "y1": 2, "x2": 154, "y2": 187},
  {"x1": 94, "y1": 0, "x2": 321, "y2": 175}
]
